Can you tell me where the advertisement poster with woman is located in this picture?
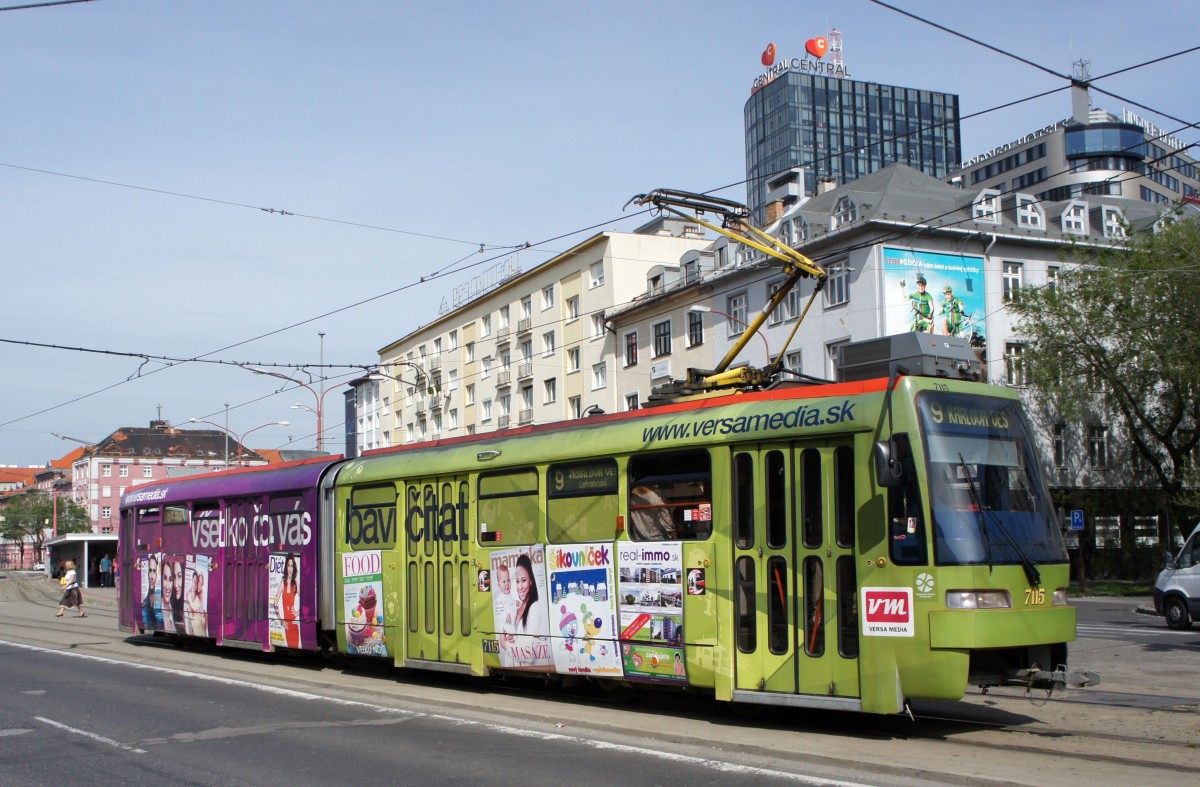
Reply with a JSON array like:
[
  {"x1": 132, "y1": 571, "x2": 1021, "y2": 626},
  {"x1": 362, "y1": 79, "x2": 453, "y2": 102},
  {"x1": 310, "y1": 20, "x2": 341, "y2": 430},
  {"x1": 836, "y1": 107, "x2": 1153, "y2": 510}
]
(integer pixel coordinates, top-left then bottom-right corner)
[
  {"x1": 882, "y1": 247, "x2": 987, "y2": 342},
  {"x1": 269, "y1": 552, "x2": 301, "y2": 649},
  {"x1": 139, "y1": 553, "x2": 163, "y2": 632},
  {"x1": 545, "y1": 543, "x2": 621, "y2": 676},
  {"x1": 183, "y1": 554, "x2": 210, "y2": 637},
  {"x1": 160, "y1": 554, "x2": 186, "y2": 634},
  {"x1": 489, "y1": 545, "x2": 551, "y2": 669},
  {"x1": 616, "y1": 541, "x2": 686, "y2": 682},
  {"x1": 342, "y1": 550, "x2": 387, "y2": 657}
]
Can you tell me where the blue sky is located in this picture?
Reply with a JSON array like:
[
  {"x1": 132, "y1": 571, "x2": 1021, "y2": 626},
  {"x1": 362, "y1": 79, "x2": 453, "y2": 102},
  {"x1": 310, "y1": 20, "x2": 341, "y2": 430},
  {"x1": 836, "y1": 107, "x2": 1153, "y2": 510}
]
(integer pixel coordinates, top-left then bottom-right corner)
[{"x1": 2, "y1": 1, "x2": 1197, "y2": 464}]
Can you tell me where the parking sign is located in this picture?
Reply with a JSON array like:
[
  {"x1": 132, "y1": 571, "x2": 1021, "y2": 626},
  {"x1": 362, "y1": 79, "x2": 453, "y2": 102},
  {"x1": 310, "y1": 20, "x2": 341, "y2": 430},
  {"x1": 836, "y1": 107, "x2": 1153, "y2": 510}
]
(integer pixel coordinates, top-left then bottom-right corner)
[{"x1": 1070, "y1": 509, "x2": 1085, "y2": 531}]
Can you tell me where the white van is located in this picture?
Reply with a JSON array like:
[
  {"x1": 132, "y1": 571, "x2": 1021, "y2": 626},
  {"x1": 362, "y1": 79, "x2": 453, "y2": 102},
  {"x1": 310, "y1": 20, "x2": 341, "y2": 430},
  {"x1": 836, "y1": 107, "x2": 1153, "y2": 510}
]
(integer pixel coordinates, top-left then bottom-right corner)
[{"x1": 1154, "y1": 523, "x2": 1200, "y2": 629}]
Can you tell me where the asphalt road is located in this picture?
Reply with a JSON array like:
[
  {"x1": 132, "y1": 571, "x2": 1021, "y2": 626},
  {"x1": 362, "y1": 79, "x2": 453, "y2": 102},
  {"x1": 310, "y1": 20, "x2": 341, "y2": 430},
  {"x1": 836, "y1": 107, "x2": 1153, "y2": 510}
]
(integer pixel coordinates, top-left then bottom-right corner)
[{"x1": 2, "y1": 573, "x2": 1195, "y2": 786}]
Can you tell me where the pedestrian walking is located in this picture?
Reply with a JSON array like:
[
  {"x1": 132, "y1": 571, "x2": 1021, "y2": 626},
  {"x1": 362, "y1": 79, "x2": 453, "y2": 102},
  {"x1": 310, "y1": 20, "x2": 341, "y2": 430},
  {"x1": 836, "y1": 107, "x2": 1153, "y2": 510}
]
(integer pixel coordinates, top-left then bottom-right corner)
[{"x1": 55, "y1": 560, "x2": 86, "y2": 618}]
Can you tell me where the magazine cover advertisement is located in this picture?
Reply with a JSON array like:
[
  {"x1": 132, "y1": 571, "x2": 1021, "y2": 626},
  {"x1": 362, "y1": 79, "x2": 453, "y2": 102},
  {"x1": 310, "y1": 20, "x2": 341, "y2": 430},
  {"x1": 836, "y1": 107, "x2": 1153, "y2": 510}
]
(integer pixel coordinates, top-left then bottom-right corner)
[
  {"x1": 616, "y1": 542, "x2": 686, "y2": 682},
  {"x1": 546, "y1": 543, "x2": 621, "y2": 676},
  {"x1": 269, "y1": 552, "x2": 301, "y2": 649},
  {"x1": 159, "y1": 554, "x2": 186, "y2": 634},
  {"x1": 882, "y1": 247, "x2": 987, "y2": 341},
  {"x1": 342, "y1": 550, "x2": 387, "y2": 657},
  {"x1": 183, "y1": 554, "x2": 210, "y2": 637},
  {"x1": 138, "y1": 553, "x2": 163, "y2": 632},
  {"x1": 489, "y1": 545, "x2": 552, "y2": 669}
]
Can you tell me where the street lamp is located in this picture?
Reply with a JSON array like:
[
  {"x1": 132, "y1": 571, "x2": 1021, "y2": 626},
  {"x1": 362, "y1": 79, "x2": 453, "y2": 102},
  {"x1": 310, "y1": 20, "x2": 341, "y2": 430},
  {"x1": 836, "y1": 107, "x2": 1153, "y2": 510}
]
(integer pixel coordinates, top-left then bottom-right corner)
[
  {"x1": 188, "y1": 419, "x2": 290, "y2": 467},
  {"x1": 243, "y1": 367, "x2": 347, "y2": 453}
]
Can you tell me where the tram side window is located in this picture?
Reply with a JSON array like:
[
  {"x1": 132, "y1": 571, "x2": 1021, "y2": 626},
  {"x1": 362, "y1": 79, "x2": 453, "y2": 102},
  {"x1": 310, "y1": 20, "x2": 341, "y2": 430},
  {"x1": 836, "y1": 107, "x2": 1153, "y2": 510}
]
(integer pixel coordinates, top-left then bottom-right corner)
[
  {"x1": 478, "y1": 469, "x2": 539, "y2": 546},
  {"x1": 628, "y1": 451, "x2": 712, "y2": 542},
  {"x1": 887, "y1": 434, "x2": 928, "y2": 565},
  {"x1": 547, "y1": 459, "x2": 619, "y2": 543},
  {"x1": 137, "y1": 505, "x2": 161, "y2": 531},
  {"x1": 163, "y1": 505, "x2": 189, "y2": 526}
]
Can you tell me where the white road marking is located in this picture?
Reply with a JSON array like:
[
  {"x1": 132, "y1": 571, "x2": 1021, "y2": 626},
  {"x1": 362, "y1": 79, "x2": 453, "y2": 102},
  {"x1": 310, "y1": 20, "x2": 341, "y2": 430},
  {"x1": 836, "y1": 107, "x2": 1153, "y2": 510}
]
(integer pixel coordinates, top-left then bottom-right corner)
[
  {"x1": 35, "y1": 716, "x2": 147, "y2": 754},
  {"x1": 3, "y1": 639, "x2": 874, "y2": 785}
]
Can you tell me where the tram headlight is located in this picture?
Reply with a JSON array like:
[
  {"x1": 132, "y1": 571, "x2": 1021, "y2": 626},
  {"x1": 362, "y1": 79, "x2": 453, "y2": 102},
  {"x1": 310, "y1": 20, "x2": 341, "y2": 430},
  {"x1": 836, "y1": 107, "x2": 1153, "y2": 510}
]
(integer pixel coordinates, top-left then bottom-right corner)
[
  {"x1": 1052, "y1": 587, "x2": 1069, "y2": 606},
  {"x1": 945, "y1": 590, "x2": 1012, "y2": 609}
]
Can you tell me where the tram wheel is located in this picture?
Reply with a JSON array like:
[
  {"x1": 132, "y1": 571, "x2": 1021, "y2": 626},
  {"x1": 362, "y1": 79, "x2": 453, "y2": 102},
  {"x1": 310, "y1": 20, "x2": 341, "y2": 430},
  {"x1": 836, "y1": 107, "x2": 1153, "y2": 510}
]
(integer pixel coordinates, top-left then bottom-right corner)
[{"x1": 1164, "y1": 596, "x2": 1192, "y2": 630}]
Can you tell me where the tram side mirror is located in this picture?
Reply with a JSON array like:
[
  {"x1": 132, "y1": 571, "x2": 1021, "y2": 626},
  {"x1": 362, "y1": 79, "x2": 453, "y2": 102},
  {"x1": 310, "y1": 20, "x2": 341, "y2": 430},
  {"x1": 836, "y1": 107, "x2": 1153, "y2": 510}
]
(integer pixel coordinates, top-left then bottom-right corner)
[{"x1": 873, "y1": 439, "x2": 904, "y2": 488}]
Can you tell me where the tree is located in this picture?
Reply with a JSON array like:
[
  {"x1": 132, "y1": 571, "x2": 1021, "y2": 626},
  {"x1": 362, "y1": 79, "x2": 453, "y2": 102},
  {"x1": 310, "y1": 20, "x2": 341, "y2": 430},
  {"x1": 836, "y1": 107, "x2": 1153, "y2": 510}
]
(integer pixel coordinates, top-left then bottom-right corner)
[
  {"x1": 1009, "y1": 215, "x2": 1200, "y2": 543},
  {"x1": 0, "y1": 492, "x2": 91, "y2": 564}
]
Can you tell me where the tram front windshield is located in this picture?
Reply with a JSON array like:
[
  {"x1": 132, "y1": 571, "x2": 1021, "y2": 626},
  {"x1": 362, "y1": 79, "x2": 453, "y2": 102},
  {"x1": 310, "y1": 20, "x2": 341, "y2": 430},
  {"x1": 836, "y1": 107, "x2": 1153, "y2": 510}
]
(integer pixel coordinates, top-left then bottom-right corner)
[{"x1": 917, "y1": 392, "x2": 1067, "y2": 566}]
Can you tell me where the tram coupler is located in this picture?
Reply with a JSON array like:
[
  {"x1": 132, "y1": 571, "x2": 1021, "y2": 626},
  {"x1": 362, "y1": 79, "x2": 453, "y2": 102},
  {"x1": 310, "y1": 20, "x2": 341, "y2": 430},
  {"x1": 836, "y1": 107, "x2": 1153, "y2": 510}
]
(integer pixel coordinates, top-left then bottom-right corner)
[{"x1": 1009, "y1": 665, "x2": 1101, "y2": 691}]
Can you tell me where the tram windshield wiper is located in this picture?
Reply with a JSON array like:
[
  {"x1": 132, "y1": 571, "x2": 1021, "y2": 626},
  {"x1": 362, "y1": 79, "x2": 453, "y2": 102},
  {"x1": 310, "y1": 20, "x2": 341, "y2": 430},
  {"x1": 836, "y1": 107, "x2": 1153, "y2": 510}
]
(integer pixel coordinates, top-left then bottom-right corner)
[{"x1": 958, "y1": 454, "x2": 1041, "y2": 587}]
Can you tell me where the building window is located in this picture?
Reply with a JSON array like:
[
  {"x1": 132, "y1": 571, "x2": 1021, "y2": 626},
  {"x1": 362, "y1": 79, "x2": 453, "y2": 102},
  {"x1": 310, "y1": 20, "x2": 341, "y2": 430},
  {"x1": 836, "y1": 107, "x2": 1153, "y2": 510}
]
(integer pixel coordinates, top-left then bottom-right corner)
[
  {"x1": 101, "y1": 506, "x2": 111, "y2": 519},
  {"x1": 972, "y1": 189, "x2": 1001, "y2": 223},
  {"x1": 824, "y1": 260, "x2": 850, "y2": 307},
  {"x1": 592, "y1": 362, "x2": 607, "y2": 390},
  {"x1": 1062, "y1": 202, "x2": 1088, "y2": 234},
  {"x1": 1047, "y1": 266, "x2": 1059, "y2": 296},
  {"x1": 466, "y1": 342, "x2": 475, "y2": 363},
  {"x1": 466, "y1": 383, "x2": 475, "y2": 405},
  {"x1": 567, "y1": 347, "x2": 580, "y2": 372},
  {"x1": 653, "y1": 320, "x2": 671, "y2": 357},
  {"x1": 1003, "y1": 261, "x2": 1023, "y2": 301},
  {"x1": 727, "y1": 292, "x2": 748, "y2": 337},
  {"x1": 482, "y1": 399, "x2": 493, "y2": 422},
  {"x1": 831, "y1": 195, "x2": 858, "y2": 227},
  {"x1": 1016, "y1": 194, "x2": 1044, "y2": 229},
  {"x1": 542, "y1": 331, "x2": 556, "y2": 356},
  {"x1": 521, "y1": 296, "x2": 532, "y2": 320},
  {"x1": 542, "y1": 285, "x2": 555, "y2": 310},
  {"x1": 498, "y1": 393, "x2": 511, "y2": 417},
  {"x1": 481, "y1": 314, "x2": 492, "y2": 337},
  {"x1": 624, "y1": 331, "x2": 638, "y2": 366},
  {"x1": 544, "y1": 378, "x2": 557, "y2": 403},
  {"x1": 591, "y1": 313, "x2": 606, "y2": 338},
  {"x1": 101, "y1": 464, "x2": 111, "y2": 477},
  {"x1": 119, "y1": 466, "x2": 128, "y2": 478},
  {"x1": 784, "y1": 350, "x2": 803, "y2": 379},
  {"x1": 1004, "y1": 343, "x2": 1028, "y2": 386},
  {"x1": 625, "y1": 392, "x2": 640, "y2": 411},
  {"x1": 1053, "y1": 423, "x2": 1066, "y2": 469},
  {"x1": 449, "y1": 409, "x2": 459, "y2": 430},
  {"x1": 568, "y1": 396, "x2": 582, "y2": 419},
  {"x1": 767, "y1": 279, "x2": 798, "y2": 324},
  {"x1": 793, "y1": 216, "x2": 809, "y2": 243},
  {"x1": 405, "y1": 423, "x2": 415, "y2": 443},
  {"x1": 449, "y1": 329, "x2": 458, "y2": 350},
  {"x1": 715, "y1": 244, "x2": 729, "y2": 268},
  {"x1": 1102, "y1": 206, "x2": 1126, "y2": 239},
  {"x1": 143, "y1": 467, "x2": 153, "y2": 478},
  {"x1": 101, "y1": 486, "x2": 111, "y2": 497},
  {"x1": 687, "y1": 311, "x2": 704, "y2": 347},
  {"x1": 1088, "y1": 424, "x2": 1108, "y2": 469},
  {"x1": 566, "y1": 296, "x2": 579, "y2": 321},
  {"x1": 590, "y1": 261, "x2": 604, "y2": 288}
]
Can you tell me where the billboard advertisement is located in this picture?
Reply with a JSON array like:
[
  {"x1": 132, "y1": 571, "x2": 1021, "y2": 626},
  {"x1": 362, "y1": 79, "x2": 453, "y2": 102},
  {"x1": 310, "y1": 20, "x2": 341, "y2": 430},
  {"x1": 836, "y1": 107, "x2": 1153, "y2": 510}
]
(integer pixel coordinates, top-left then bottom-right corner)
[{"x1": 882, "y1": 248, "x2": 986, "y2": 343}]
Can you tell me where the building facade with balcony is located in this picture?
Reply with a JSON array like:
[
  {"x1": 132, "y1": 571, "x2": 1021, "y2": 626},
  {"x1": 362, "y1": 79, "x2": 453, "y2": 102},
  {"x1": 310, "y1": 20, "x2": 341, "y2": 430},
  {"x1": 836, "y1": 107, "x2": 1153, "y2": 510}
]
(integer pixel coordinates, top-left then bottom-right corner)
[{"x1": 368, "y1": 219, "x2": 710, "y2": 446}]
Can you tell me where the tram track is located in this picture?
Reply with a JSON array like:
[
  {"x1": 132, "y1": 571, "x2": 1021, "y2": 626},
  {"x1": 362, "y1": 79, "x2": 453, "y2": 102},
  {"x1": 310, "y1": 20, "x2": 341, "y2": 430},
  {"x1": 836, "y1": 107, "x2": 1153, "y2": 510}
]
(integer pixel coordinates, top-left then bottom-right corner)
[{"x1": 4, "y1": 574, "x2": 1196, "y2": 785}]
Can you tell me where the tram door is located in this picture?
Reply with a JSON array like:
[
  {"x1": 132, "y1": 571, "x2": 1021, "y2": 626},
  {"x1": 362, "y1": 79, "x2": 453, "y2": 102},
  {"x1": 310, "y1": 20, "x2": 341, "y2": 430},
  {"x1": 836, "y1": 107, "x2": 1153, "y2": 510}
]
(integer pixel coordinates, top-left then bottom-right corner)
[
  {"x1": 732, "y1": 442, "x2": 860, "y2": 698},
  {"x1": 403, "y1": 477, "x2": 472, "y2": 664},
  {"x1": 222, "y1": 497, "x2": 263, "y2": 645}
]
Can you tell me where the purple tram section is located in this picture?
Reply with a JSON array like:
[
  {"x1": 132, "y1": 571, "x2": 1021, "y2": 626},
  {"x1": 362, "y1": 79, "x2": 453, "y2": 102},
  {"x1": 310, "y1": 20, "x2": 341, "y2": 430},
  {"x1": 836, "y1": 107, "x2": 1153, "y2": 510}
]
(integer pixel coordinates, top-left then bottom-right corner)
[{"x1": 118, "y1": 458, "x2": 339, "y2": 651}]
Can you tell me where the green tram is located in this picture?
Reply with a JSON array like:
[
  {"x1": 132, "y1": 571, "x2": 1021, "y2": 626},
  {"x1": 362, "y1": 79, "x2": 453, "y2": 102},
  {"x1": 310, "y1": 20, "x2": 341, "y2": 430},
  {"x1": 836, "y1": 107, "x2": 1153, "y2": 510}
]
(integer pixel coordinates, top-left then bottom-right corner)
[{"x1": 323, "y1": 338, "x2": 1094, "y2": 715}]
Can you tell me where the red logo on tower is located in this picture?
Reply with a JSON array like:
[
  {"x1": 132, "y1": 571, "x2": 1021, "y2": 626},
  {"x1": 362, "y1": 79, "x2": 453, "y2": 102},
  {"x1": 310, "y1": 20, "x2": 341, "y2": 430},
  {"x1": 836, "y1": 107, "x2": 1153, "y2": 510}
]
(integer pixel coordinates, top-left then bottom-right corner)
[{"x1": 861, "y1": 587, "x2": 914, "y2": 637}]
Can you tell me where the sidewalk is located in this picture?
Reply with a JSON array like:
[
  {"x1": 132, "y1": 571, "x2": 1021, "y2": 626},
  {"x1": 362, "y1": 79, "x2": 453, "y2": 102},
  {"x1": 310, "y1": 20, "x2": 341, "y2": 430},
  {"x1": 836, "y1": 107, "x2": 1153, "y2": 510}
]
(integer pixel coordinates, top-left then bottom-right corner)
[{"x1": 8, "y1": 571, "x2": 118, "y2": 609}]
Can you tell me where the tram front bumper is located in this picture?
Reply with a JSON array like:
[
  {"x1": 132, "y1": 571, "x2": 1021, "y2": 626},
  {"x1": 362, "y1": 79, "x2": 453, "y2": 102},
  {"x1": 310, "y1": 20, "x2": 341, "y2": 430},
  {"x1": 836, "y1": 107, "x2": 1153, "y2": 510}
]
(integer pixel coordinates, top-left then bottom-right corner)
[{"x1": 928, "y1": 606, "x2": 1100, "y2": 691}]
